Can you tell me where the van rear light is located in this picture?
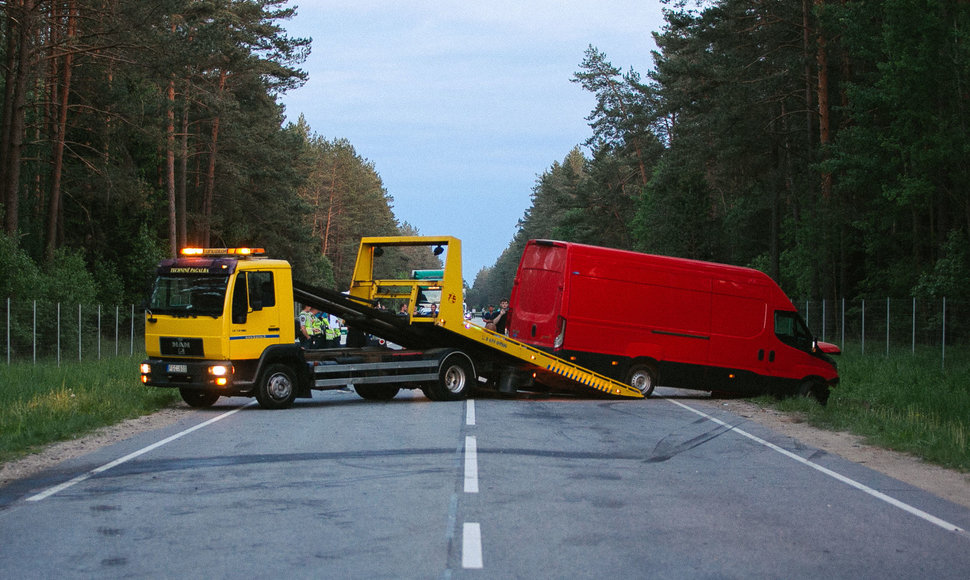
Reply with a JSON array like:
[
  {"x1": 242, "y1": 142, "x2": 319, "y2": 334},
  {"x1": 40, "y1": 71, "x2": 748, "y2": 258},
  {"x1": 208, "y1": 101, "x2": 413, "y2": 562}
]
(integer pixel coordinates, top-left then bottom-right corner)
[{"x1": 554, "y1": 317, "x2": 566, "y2": 350}]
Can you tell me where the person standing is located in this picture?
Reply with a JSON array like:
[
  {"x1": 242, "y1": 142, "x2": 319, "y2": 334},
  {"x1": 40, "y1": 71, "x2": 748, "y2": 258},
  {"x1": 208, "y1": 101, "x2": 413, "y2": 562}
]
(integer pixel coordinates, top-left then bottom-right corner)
[
  {"x1": 491, "y1": 299, "x2": 510, "y2": 334},
  {"x1": 298, "y1": 305, "x2": 314, "y2": 346}
]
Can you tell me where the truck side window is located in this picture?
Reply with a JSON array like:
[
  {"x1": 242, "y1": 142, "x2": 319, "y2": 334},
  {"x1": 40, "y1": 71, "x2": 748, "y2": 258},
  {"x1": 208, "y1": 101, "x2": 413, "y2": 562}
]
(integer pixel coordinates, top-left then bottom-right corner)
[
  {"x1": 248, "y1": 271, "x2": 275, "y2": 310},
  {"x1": 231, "y1": 274, "x2": 249, "y2": 324},
  {"x1": 774, "y1": 311, "x2": 813, "y2": 351}
]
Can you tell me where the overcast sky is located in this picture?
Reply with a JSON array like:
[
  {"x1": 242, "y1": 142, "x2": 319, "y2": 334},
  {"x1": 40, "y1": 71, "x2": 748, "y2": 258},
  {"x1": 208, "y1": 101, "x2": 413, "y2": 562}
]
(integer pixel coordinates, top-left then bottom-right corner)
[{"x1": 279, "y1": 1, "x2": 667, "y2": 278}]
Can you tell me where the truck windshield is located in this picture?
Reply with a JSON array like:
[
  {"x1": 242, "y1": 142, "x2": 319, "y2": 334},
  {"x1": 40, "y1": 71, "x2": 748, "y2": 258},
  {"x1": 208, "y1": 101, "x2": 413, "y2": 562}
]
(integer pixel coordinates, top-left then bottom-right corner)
[
  {"x1": 149, "y1": 275, "x2": 229, "y2": 317},
  {"x1": 774, "y1": 311, "x2": 814, "y2": 351}
]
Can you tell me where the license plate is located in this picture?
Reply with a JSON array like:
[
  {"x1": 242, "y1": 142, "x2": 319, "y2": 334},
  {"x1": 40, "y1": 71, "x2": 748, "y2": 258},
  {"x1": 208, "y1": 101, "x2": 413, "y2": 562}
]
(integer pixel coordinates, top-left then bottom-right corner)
[{"x1": 167, "y1": 364, "x2": 188, "y2": 373}]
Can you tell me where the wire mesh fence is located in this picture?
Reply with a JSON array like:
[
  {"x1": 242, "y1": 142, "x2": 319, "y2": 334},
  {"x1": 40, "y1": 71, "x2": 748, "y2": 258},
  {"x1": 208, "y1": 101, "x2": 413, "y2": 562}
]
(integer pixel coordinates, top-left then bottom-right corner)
[
  {"x1": 798, "y1": 297, "x2": 967, "y2": 366},
  {"x1": 3, "y1": 296, "x2": 965, "y2": 367},
  {"x1": 3, "y1": 298, "x2": 145, "y2": 365}
]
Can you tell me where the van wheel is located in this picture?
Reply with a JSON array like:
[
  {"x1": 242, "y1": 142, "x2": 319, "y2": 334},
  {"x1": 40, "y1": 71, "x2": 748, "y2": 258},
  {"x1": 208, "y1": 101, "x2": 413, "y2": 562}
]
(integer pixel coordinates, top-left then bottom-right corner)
[
  {"x1": 427, "y1": 354, "x2": 473, "y2": 401},
  {"x1": 256, "y1": 364, "x2": 297, "y2": 409},
  {"x1": 797, "y1": 380, "x2": 829, "y2": 406},
  {"x1": 626, "y1": 364, "x2": 657, "y2": 397},
  {"x1": 355, "y1": 384, "x2": 400, "y2": 401},
  {"x1": 180, "y1": 388, "x2": 219, "y2": 408}
]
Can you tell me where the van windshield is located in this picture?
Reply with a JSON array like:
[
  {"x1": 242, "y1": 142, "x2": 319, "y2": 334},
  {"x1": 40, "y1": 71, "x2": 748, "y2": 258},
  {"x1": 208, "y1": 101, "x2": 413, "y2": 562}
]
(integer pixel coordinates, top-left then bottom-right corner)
[
  {"x1": 774, "y1": 311, "x2": 814, "y2": 351},
  {"x1": 149, "y1": 275, "x2": 228, "y2": 317}
]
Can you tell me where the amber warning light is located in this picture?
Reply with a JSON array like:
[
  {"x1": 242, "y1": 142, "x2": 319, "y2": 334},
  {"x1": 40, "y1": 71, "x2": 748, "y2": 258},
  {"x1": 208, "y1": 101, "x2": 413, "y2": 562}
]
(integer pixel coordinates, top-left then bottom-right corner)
[{"x1": 180, "y1": 247, "x2": 265, "y2": 257}]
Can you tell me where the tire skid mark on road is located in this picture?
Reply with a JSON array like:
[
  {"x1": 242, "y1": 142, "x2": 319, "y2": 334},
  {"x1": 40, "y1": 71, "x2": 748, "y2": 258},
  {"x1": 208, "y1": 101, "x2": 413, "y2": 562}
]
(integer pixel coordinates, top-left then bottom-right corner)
[
  {"x1": 665, "y1": 398, "x2": 968, "y2": 537},
  {"x1": 25, "y1": 402, "x2": 256, "y2": 502}
]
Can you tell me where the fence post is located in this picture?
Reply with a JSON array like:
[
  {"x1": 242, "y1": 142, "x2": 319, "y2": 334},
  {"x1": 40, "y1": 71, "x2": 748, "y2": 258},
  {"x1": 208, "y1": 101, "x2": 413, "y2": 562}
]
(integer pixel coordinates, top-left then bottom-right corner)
[
  {"x1": 33, "y1": 301, "x2": 36, "y2": 364},
  {"x1": 886, "y1": 297, "x2": 890, "y2": 356},
  {"x1": 115, "y1": 305, "x2": 119, "y2": 356},
  {"x1": 78, "y1": 304, "x2": 82, "y2": 362},
  {"x1": 98, "y1": 305, "x2": 102, "y2": 360},
  {"x1": 130, "y1": 304, "x2": 135, "y2": 356},
  {"x1": 822, "y1": 299, "x2": 826, "y2": 341},
  {"x1": 861, "y1": 299, "x2": 866, "y2": 355},
  {"x1": 912, "y1": 297, "x2": 916, "y2": 354},
  {"x1": 57, "y1": 303, "x2": 61, "y2": 367},
  {"x1": 5, "y1": 297, "x2": 9, "y2": 365},
  {"x1": 841, "y1": 298, "x2": 845, "y2": 349},
  {"x1": 942, "y1": 297, "x2": 947, "y2": 371}
]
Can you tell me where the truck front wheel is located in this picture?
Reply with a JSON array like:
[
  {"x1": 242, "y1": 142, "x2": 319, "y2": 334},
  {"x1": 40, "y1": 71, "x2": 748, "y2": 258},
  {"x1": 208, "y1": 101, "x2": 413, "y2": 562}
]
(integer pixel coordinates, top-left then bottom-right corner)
[
  {"x1": 626, "y1": 364, "x2": 658, "y2": 397},
  {"x1": 256, "y1": 364, "x2": 298, "y2": 409},
  {"x1": 180, "y1": 388, "x2": 219, "y2": 408},
  {"x1": 427, "y1": 354, "x2": 473, "y2": 401}
]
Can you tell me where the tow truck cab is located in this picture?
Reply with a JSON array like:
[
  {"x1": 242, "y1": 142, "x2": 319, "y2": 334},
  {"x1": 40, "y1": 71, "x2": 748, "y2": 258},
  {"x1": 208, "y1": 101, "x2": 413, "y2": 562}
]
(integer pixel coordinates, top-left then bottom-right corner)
[{"x1": 140, "y1": 248, "x2": 302, "y2": 404}]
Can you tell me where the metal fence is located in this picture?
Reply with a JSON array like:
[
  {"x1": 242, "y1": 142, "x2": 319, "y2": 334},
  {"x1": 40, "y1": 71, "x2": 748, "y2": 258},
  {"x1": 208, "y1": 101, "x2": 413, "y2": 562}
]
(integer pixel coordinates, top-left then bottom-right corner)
[
  {"x1": 3, "y1": 296, "x2": 966, "y2": 366},
  {"x1": 3, "y1": 298, "x2": 145, "y2": 365},
  {"x1": 798, "y1": 297, "x2": 968, "y2": 366}
]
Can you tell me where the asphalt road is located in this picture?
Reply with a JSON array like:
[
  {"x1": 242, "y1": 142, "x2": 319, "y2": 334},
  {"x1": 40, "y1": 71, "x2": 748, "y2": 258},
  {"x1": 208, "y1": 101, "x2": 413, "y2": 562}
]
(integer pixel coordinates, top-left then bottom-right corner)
[{"x1": 1, "y1": 388, "x2": 969, "y2": 578}]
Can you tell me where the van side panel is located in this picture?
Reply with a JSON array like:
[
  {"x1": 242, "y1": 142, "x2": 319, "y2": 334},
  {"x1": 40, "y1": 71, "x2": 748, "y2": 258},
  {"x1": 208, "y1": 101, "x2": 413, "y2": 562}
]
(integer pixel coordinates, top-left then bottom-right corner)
[
  {"x1": 708, "y1": 278, "x2": 769, "y2": 373},
  {"x1": 562, "y1": 248, "x2": 712, "y2": 366}
]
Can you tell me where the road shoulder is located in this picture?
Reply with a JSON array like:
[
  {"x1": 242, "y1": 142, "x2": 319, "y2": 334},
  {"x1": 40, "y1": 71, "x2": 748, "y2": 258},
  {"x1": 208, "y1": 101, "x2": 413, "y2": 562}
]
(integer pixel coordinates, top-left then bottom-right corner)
[{"x1": 697, "y1": 397, "x2": 970, "y2": 510}]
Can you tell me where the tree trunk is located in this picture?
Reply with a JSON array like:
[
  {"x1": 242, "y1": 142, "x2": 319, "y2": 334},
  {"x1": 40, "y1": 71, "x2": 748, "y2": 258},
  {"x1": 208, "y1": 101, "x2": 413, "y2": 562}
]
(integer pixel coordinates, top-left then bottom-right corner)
[
  {"x1": 815, "y1": 0, "x2": 832, "y2": 200},
  {"x1": 1, "y1": 0, "x2": 39, "y2": 237},
  {"x1": 166, "y1": 78, "x2": 177, "y2": 257},
  {"x1": 45, "y1": 0, "x2": 77, "y2": 261},
  {"x1": 201, "y1": 69, "x2": 227, "y2": 247},
  {"x1": 802, "y1": 0, "x2": 815, "y2": 151},
  {"x1": 178, "y1": 91, "x2": 189, "y2": 247},
  {"x1": 322, "y1": 161, "x2": 339, "y2": 256}
]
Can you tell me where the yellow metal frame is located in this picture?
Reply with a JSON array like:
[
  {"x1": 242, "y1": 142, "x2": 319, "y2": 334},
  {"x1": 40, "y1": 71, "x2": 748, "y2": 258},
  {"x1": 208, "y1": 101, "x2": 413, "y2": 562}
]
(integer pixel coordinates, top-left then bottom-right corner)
[{"x1": 349, "y1": 236, "x2": 465, "y2": 324}]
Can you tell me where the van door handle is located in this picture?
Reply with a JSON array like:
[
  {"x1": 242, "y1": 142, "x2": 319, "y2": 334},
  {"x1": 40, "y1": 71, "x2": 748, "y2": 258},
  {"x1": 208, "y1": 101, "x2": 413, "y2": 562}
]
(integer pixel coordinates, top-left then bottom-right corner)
[
  {"x1": 269, "y1": 326, "x2": 280, "y2": 332},
  {"x1": 758, "y1": 349, "x2": 764, "y2": 361},
  {"x1": 768, "y1": 351, "x2": 775, "y2": 362}
]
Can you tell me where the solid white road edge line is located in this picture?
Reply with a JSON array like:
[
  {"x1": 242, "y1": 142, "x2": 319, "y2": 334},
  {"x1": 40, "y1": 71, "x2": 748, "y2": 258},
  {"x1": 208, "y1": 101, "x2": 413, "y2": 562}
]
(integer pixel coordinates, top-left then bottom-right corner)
[
  {"x1": 666, "y1": 398, "x2": 966, "y2": 534},
  {"x1": 26, "y1": 401, "x2": 257, "y2": 502},
  {"x1": 463, "y1": 522, "x2": 483, "y2": 569},
  {"x1": 464, "y1": 435, "x2": 479, "y2": 493}
]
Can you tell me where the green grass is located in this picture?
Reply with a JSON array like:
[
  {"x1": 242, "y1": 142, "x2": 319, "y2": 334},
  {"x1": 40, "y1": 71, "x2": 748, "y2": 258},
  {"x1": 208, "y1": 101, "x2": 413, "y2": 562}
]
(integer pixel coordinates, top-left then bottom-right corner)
[
  {"x1": 0, "y1": 356, "x2": 179, "y2": 463},
  {"x1": 762, "y1": 347, "x2": 970, "y2": 471}
]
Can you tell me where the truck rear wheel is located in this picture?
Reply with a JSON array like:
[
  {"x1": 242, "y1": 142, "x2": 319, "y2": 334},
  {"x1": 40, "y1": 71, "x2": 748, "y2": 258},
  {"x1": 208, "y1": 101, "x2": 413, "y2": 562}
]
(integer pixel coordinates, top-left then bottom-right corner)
[
  {"x1": 355, "y1": 384, "x2": 400, "y2": 401},
  {"x1": 179, "y1": 388, "x2": 219, "y2": 408},
  {"x1": 256, "y1": 363, "x2": 298, "y2": 409},
  {"x1": 626, "y1": 364, "x2": 657, "y2": 397},
  {"x1": 427, "y1": 354, "x2": 473, "y2": 401}
]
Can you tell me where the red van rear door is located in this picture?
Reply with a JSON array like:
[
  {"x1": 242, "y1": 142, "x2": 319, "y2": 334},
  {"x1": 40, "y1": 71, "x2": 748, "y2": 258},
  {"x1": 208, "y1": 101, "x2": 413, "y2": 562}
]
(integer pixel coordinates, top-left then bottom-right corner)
[{"x1": 509, "y1": 242, "x2": 566, "y2": 347}]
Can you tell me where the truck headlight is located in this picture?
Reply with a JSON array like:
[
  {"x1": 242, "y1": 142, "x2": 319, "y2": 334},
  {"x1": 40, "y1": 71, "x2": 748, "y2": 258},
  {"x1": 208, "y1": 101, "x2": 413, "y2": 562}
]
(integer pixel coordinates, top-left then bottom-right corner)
[
  {"x1": 208, "y1": 364, "x2": 231, "y2": 387},
  {"x1": 208, "y1": 365, "x2": 229, "y2": 376}
]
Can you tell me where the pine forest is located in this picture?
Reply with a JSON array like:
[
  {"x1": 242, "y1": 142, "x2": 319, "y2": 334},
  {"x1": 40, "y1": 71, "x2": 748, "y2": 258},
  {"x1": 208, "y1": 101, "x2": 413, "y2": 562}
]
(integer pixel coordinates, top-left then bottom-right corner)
[{"x1": 1, "y1": 0, "x2": 968, "y2": 318}]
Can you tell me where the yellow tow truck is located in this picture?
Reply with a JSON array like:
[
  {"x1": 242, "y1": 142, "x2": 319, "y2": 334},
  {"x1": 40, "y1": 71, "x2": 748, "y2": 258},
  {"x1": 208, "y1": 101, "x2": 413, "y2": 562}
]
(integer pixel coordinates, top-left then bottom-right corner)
[{"x1": 140, "y1": 236, "x2": 642, "y2": 408}]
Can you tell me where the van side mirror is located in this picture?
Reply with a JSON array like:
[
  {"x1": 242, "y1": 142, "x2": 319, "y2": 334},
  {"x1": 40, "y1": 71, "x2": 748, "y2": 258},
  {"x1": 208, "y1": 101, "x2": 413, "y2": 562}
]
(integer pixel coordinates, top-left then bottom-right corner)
[{"x1": 814, "y1": 340, "x2": 841, "y2": 355}]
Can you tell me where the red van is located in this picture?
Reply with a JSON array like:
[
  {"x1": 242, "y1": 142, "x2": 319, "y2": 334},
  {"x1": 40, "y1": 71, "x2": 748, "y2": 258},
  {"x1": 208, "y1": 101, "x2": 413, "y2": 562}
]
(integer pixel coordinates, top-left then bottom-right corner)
[{"x1": 507, "y1": 240, "x2": 840, "y2": 402}]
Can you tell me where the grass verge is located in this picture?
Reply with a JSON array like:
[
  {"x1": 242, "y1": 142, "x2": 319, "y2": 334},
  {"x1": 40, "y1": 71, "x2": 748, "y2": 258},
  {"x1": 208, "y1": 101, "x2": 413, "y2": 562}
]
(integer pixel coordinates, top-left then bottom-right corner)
[
  {"x1": 0, "y1": 356, "x2": 179, "y2": 464},
  {"x1": 763, "y1": 347, "x2": 970, "y2": 472}
]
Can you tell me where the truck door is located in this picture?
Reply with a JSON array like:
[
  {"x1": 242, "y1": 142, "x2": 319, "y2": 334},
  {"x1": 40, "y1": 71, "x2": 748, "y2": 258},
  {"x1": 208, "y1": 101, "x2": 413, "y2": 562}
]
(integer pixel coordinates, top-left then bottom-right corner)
[{"x1": 229, "y1": 270, "x2": 282, "y2": 359}]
